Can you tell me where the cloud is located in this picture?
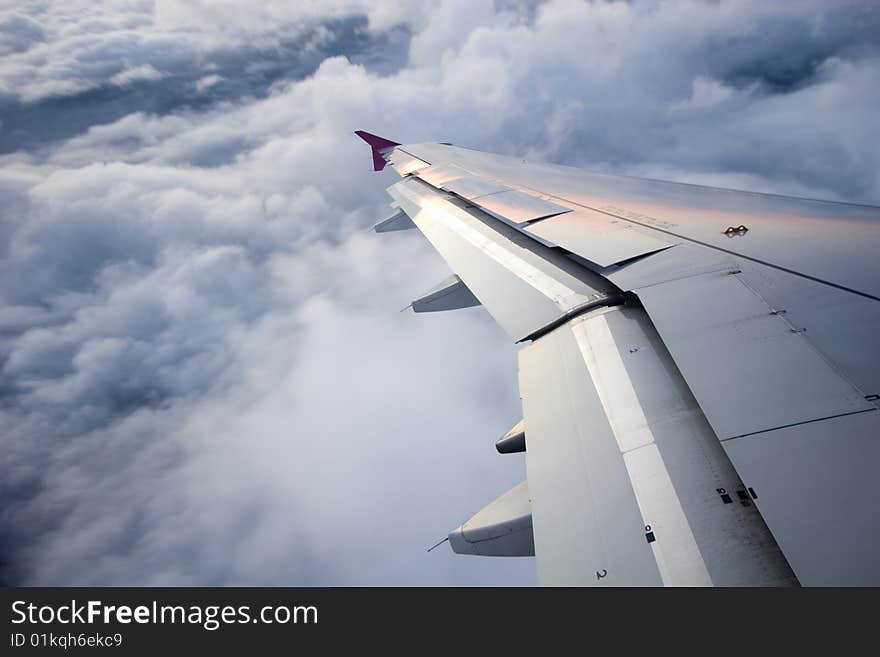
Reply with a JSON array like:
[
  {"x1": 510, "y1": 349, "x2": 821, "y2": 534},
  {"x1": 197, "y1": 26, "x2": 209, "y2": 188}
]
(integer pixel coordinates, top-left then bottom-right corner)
[
  {"x1": 671, "y1": 76, "x2": 736, "y2": 110},
  {"x1": 0, "y1": 0, "x2": 878, "y2": 585},
  {"x1": 194, "y1": 74, "x2": 223, "y2": 92},
  {"x1": 0, "y1": 10, "x2": 45, "y2": 56},
  {"x1": 0, "y1": 2, "x2": 411, "y2": 153},
  {"x1": 109, "y1": 64, "x2": 165, "y2": 86}
]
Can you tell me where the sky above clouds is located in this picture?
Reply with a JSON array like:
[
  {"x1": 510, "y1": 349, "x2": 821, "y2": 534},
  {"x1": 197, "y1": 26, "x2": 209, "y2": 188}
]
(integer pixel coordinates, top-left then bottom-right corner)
[{"x1": 1, "y1": 0, "x2": 878, "y2": 585}]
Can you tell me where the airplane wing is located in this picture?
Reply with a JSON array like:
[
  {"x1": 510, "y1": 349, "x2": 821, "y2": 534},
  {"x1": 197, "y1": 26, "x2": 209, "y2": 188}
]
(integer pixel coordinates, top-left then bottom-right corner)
[{"x1": 357, "y1": 131, "x2": 880, "y2": 586}]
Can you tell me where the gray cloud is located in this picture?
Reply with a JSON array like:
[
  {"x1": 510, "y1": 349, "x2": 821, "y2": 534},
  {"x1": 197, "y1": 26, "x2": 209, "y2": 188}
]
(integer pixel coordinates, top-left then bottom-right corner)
[
  {"x1": 0, "y1": 10, "x2": 44, "y2": 56},
  {"x1": 0, "y1": 5, "x2": 410, "y2": 154},
  {"x1": 0, "y1": 0, "x2": 878, "y2": 585}
]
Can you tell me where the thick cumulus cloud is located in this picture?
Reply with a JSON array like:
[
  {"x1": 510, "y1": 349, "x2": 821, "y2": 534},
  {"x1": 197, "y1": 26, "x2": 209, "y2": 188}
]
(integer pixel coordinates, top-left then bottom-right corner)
[
  {"x1": 0, "y1": 0, "x2": 878, "y2": 585},
  {"x1": 0, "y1": 0, "x2": 413, "y2": 153}
]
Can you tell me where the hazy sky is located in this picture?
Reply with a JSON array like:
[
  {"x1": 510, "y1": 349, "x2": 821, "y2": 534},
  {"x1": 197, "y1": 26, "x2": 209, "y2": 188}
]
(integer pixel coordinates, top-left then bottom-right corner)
[{"x1": 1, "y1": 0, "x2": 878, "y2": 585}]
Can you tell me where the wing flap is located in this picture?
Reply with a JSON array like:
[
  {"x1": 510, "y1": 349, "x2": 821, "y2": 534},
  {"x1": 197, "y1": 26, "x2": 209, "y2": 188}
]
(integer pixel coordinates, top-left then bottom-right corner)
[
  {"x1": 415, "y1": 163, "x2": 470, "y2": 187},
  {"x1": 635, "y1": 270, "x2": 873, "y2": 441},
  {"x1": 442, "y1": 175, "x2": 508, "y2": 199},
  {"x1": 388, "y1": 177, "x2": 617, "y2": 341},
  {"x1": 723, "y1": 409, "x2": 880, "y2": 585},
  {"x1": 474, "y1": 189, "x2": 570, "y2": 225},
  {"x1": 384, "y1": 146, "x2": 431, "y2": 176},
  {"x1": 518, "y1": 310, "x2": 663, "y2": 585},
  {"x1": 520, "y1": 305, "x2": 796, "y2": 586},
  {"x1": 524, "y1": 206, "x2": 677, "y2": 267}
]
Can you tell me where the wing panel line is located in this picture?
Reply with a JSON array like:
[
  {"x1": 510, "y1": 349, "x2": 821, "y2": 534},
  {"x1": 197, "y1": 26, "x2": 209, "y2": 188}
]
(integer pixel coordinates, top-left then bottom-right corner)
[{"x1": 506, "y1": 183, "x2": 880, "y2": 302}]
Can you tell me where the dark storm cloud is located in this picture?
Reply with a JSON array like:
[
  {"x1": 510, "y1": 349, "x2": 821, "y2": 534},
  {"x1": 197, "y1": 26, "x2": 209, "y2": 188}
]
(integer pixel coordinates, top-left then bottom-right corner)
[
  {"x1": 694, "y1": 3, "x2": 879, "y2": 93},
  {"x1": 0, "y1": 0, "x2": 877, "y2": 586}
]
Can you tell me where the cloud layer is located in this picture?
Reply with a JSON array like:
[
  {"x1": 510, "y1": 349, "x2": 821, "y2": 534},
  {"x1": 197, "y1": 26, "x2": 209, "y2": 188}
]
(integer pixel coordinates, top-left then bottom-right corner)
[{"x1": 1, "y1": 0, "x2": 878, "y2": 585}]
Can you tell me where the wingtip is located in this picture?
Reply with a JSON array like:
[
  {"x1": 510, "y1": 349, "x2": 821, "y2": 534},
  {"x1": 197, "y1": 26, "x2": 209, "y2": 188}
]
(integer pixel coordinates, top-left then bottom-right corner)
[
  {"x1": 354, "y1": 130, "x2": 401, "y2": 171},
  {"x1": 354, "y1": 130, "x2": 400, "y2": 147}
]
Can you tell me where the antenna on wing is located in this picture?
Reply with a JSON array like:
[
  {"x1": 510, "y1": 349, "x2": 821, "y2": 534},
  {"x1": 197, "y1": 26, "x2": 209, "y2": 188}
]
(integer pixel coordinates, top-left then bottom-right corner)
[{"x1": 426, "y1": 537, "x2": 449, "y2": 553}]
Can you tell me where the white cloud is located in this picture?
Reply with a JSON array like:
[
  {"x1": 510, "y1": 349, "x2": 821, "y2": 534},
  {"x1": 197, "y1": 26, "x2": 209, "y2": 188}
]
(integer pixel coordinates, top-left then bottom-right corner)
[
  {"x1": 0, "y1": 0, "x2": 398, "y2": 103},
  {"x1": 109, "y1": 63, "x2": 164, "y2": 86},
  {"x1": 194, "y1": 73, "x2": 223, "y2": 92},
  {"x1": 672, "y1": 76, "x2": 737, "y2": 110}
]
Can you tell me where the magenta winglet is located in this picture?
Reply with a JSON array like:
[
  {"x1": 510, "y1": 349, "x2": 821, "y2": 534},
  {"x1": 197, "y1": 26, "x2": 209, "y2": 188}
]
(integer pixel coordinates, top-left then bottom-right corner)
[{"x1": 355, "y1": 130, "x2": 400, "y2": 171}]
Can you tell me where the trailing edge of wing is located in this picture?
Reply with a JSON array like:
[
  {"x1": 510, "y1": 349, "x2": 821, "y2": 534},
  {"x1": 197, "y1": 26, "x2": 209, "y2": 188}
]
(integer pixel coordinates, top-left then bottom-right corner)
[{"x1": 387, "y1": 176, "x2": 620, "y2": 341}]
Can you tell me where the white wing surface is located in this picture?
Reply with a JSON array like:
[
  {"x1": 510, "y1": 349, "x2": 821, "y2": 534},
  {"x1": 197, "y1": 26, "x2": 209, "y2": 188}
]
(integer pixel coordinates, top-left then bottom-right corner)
[{"x1": 357, "y1": 131, "x2": 880, "y2": 586}]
